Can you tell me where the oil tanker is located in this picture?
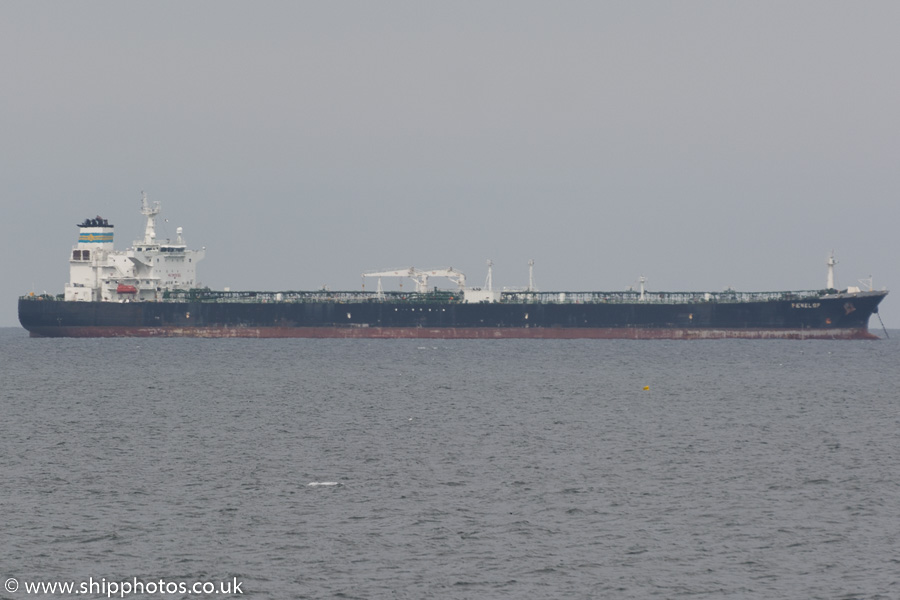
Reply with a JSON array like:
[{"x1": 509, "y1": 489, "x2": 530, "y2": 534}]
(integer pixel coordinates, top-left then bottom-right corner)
[{"x1": 18, "y1": 196, "x2": 888, "y2": 339}]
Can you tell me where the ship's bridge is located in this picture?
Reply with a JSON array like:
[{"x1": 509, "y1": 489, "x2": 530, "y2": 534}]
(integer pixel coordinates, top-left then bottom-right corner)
[{"x1": 64, "y1": 195, "x2": 204, "y2": 302}]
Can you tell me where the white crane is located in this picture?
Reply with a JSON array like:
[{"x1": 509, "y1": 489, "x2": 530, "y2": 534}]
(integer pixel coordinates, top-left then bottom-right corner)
[{"x1": 362, "y1": 267, "x2": 467, "y2": 296}]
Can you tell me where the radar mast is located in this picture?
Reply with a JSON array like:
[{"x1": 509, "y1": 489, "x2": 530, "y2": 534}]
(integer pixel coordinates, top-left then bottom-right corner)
[{"x1": 140, "y1": 191, "x2": 161, "y2": 244}]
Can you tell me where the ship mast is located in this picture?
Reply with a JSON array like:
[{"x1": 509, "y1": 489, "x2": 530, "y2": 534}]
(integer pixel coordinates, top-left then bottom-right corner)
[
  {"x1": 826, "y1": 251, "x2": 837, "y2": 290},
  {"x1": 528, "y1": 259, "x2": 536, "y2": 292},
  {"x1": 140, "y1": 191, "x2": 161, "y2": 245}
]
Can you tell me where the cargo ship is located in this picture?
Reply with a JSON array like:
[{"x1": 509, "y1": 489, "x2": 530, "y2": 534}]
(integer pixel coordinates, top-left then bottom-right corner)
[{"x1": 18, "y1": 196, "x2": 888, "y2": 339}]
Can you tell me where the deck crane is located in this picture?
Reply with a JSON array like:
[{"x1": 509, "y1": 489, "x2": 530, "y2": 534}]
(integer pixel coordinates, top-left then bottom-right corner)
[{"x1": 362, "y1": 267, "x2": 467, "y2": 298}]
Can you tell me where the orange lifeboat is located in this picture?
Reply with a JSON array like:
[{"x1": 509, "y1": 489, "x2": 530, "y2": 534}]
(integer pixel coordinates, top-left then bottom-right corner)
[{"x1": 117, "y1": 284, "x2": 138, "y2": 294}]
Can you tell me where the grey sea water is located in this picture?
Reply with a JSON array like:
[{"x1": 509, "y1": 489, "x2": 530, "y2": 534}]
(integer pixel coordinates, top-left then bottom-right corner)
[{"x1": 2, "y1": 327, "x2": 899, "y2": 599}]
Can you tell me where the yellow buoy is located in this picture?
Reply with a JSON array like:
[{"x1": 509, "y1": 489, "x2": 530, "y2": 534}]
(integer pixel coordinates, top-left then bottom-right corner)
[{"x1": 642, "y1": 386, "x2": 650, "y2": 391}]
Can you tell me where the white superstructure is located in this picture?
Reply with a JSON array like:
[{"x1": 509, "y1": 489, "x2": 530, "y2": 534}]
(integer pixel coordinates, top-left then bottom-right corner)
[{"x1": 64, "y1": 193, "x2": 205, "y2": 302}]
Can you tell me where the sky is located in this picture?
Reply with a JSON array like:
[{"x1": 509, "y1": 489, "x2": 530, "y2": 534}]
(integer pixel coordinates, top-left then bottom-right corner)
[{"x1": 3, "y1": 1, "x2": 899, "y2": 327}]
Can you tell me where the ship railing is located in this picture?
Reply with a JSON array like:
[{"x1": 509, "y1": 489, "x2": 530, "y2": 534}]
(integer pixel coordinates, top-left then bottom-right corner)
[
  {"x1": 498, "y1": 290, "x2": 830, "y2": 304},
  {"x1": 160, "y1": 289, "x2": 462, "y2": 303},
  {"x1": 18, "y1": 293, "x2": 60, "y2": 301},
  {"x1": 158, "y1": 288, "x2": 832, "y2": 304}
]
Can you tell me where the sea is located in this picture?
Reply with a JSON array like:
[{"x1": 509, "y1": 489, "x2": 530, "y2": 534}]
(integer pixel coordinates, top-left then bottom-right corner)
[{"x1": 2, "y1": 326, "x2": 899, "y2": 599}]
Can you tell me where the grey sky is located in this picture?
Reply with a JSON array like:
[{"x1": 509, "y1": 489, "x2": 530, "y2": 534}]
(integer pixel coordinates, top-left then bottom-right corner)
[{"x1": 3, "y1": 2, "x2": 899, "y2": 327}]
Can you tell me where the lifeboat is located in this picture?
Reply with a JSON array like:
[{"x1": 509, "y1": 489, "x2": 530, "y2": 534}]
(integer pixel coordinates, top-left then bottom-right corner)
[{"x1": 116, "y1": 284, "x2": 138, "y2": 294}]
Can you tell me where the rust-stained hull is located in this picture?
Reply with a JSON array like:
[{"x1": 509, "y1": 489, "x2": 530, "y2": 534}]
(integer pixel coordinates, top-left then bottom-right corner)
[{"x1": 23, "y1": 325, "x2": 879, "y2": 340}]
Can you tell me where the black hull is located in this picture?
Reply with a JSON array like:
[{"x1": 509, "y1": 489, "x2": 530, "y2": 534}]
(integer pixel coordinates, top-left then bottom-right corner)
[{"x1": 18, "y1": 291, "x2": 887, "y2": 339}]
